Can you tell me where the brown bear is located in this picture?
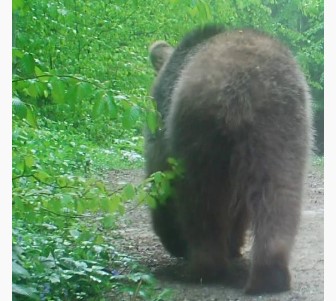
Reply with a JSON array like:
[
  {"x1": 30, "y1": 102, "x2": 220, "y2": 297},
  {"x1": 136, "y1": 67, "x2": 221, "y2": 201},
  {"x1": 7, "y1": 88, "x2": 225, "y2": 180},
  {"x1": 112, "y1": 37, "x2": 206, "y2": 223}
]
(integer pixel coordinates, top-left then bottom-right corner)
[{"x1": 144, "y1": 24, "x2": 313, "y2": 294}]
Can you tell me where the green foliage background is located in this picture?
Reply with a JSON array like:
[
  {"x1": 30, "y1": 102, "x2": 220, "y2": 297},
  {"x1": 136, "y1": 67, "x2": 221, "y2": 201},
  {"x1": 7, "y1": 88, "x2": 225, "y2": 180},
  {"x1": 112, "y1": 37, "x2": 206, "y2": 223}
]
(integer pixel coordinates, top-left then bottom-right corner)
[{"x1": 12, "y1": 0, "x2": 323, "y2": 300}]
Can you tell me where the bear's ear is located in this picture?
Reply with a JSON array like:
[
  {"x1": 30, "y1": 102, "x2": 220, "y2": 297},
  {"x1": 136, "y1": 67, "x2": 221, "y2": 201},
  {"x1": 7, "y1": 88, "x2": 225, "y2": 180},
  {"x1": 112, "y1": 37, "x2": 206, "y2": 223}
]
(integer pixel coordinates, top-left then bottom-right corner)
[{"x1": 149, "y1": 41, "x2": 174, "y2": 73}]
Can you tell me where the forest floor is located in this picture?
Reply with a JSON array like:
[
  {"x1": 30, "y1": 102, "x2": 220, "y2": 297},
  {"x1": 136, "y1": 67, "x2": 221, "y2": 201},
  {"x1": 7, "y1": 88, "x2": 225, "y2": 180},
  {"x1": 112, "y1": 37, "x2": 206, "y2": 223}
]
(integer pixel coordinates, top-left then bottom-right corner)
[{"x1": 107, "y1": 166, "x2": 324, "y2": 301}]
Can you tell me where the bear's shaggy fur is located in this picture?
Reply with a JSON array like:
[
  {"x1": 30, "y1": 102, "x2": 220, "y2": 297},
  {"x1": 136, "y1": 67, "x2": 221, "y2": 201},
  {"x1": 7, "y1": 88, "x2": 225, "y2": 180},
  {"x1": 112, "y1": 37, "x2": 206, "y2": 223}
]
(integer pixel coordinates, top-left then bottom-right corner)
[{"x1": 144, "y1": 25, "x2": 313, "y2": 294}]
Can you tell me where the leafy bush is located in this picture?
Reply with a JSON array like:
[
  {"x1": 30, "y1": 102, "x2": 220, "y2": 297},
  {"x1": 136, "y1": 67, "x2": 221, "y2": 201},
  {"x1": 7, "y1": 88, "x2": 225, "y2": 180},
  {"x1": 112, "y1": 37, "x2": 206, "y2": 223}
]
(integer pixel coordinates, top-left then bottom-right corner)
[{"x1": 12, "y1": 116, "x2": 175, "y2": 300}]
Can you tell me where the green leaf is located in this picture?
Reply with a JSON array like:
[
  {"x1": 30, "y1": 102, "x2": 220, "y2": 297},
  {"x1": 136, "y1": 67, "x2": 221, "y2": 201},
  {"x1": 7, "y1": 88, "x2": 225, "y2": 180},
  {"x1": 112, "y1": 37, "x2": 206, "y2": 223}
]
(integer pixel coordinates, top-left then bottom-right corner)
[
  {"x1": 12, "y1": 283, "x2": 38, "y2": 299},
  {"x1": 122, "y1": 105, "x2": 140, "y2": 129},
  {"x1": 36, "y1": 71, "x2": 50, "y2": 83},
  {"x1": 106, "y1": 96, "x2": 118, "y2": 118},
  {"x1": 24, "y1": 155, "x2": 35, "y2": 170},
  {"x1": 100, "y1": 197, "x2": 110, "y2": 212},
  {"x1": 145, "y1": 195, "x2": 156, "y2": 209},
  {"x1": 130, "y1": 105, "x2": 141, "y2": 121},
  {"x1": 197, "y1": 1, "x2": 213, "y2": 21},
  {"x1": 20, "y1": 54, "x2": 36, "y2": 77},
  {"x1": 34, "y1": 66, "x2": 44, "y2": 77},
  {"x1": 12, "y1": 48, "x2": 24, "y2": 59},
  {"x1": 101, "y1": 214, "x2": 115, "y2": 229},
  {"x1": 12, "y1": 0, "x2": 24, "y2": 11},
  {"x1": 122, "y1": 184, "x2": 135, "y2": 200},
  {"x1": 93, "y1": 234, "x2": 104, "y2": 245},
  {"x1": 188, "y1": 6, "x2": 198, "y2": 17},
  {"x1": 153, "y1": 172, "x2": 164, "y2": 184},
  {"x1": 12, "y1": 261, "x2": 30, "y2": 279},
  {"x1": 77, "y1": 82, "x2": 93, "y2": 101},
  {"x1": 69, "y1": 229, "x2": 81, "y2": 239},
  {"x1": 27, "y1": 80, "x2": 44, "y2": 98},
  {"x1": 65, "y1": 84, "x2": 78, "y2": 107},
  {"x1": 136, "y1": 190, "x2": 147, "y2": 203},
  {"x1": 26, "y1": 108, "x2": 38, "y2": 128},
  {"x1": 146, "y1": 110, "x2": 159, "y2": 134},
  {"x1": 58, "y1": 194, "x2": 73, "y2": 212},
  {"x1": 13, "y1": 159, "x2": 25, "y2": 176},
  {"x1": 49, "y1": 273, "x2": 61, "y2": 284},
  {"x1": 96, "y1": 181, "x2": 106, "y2": 192},
  {"x1": 107, "y1": 195, "x2": 122, "y2": 213},
  {"x1": 50, "y1": 78, "x2": 66, "y2": 104},
  {"x1": 12, "y1": 97, "x2": 27, "y2": 119},
  {"x1": 56, "y1": 176, "x2": 68, "y2": 187},
  {"x1": 93, "y1": 94, "x2": 118, "y2": 118},
  {"x1": 33, "y1": 171, "x2": 51, "y2": 183},
  {"x1": 93, "y1": 98, "x2": 104, "y2": 118}
]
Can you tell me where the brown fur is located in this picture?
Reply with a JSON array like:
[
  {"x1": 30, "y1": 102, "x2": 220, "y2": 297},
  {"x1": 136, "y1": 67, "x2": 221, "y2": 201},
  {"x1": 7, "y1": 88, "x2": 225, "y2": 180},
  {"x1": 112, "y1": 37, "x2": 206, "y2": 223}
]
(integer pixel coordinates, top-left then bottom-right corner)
[
  {"x1": 149, "y1": 41, "x2": 174, "y2": 73},
  {"x1": 144, "y1": 25, "x2": 313, "y2": 294}
]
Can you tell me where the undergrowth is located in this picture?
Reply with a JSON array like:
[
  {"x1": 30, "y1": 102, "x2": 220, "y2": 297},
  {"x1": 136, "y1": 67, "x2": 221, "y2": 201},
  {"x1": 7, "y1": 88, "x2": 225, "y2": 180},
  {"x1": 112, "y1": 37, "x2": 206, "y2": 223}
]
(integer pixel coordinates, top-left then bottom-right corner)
[{"x1": 12, "y1": 117, "x2": 171, "y2": 301}]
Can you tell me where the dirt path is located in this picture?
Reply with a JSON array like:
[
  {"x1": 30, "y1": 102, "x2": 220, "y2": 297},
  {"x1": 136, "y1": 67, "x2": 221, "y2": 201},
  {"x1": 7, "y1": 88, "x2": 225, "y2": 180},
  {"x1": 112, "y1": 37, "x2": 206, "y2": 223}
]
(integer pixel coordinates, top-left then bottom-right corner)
[{"x1": 108, "y1": 167, "x2": 324, "y2": 301}]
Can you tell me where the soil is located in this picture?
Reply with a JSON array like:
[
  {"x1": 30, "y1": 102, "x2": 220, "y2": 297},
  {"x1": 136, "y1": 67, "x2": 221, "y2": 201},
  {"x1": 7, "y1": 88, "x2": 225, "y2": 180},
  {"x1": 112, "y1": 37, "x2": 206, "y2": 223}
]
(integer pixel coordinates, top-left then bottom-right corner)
[{"x1": 107, "y1": 166, "x2": 324, "y2": 301}]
